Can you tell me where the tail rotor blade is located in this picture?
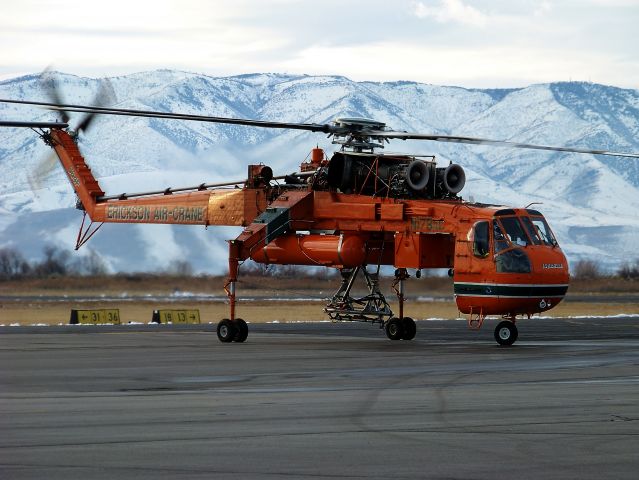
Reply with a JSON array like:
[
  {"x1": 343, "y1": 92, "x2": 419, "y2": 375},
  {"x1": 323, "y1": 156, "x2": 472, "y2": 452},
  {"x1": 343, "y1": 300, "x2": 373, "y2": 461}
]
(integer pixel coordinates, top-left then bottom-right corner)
[
  {"x1": 27, "y1": 152, "x2": 58, "y2": 192},
  {"x1": 76, "y1": 78, "x2": 116, "y2": 133},
  {"x1": 40, "y1": 68, "x2": 70, "y2": 124},
  {"x1": 75, "y1": 112, "x2": 95, "y2": 133}
]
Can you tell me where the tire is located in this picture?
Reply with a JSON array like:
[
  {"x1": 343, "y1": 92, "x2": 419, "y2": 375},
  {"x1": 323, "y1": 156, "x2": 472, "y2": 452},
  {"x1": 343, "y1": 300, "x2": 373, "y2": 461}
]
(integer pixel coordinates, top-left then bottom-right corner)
[
  {"x1": 233, "y1": 318, "x2": 249, "y2": 343},
  {"x1": 401, "y1": 317, "x2": 417, "y2": 340},
  {"x1": 217, "y1": 319, "x2": 237, "y2": 343},
  {"x1": 385, "y1": 317, "x2": 404, "y2": 340},
  {"x1": 494, "y1": 321, "x2": 518, "y2": 346}
]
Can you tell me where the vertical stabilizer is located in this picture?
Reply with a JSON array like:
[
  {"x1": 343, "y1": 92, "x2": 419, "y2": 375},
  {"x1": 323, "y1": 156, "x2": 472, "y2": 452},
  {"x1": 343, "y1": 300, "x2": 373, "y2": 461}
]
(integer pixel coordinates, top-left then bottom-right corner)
[{"x1": 47, "y1": 129, "x2": 104, "y2": 216}]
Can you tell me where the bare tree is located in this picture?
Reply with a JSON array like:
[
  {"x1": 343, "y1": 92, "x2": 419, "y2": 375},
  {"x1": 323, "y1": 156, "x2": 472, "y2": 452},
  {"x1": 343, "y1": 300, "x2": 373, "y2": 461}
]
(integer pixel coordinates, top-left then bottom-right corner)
[
  {"x1": 33, "y1": 245, "x2": 71, "y2": 277},
  {"x1": 241, "y1": 261, "x2": 274, "y2": 276},
  {"x1": 75, "y1": 249, "x2": 109, "y2": 276},
  {"x1": 167, "y1": 259, "x2": 194, "y2": 276},
  {"x1": 0, "y1": 247, "x2": 29, "y2": 280},
  {"x1": 618, "y1": 259, "x2": 639, "y2": 280},
  {"x1": 572, "y1": 259, "x2": 602, "y2": 279}
]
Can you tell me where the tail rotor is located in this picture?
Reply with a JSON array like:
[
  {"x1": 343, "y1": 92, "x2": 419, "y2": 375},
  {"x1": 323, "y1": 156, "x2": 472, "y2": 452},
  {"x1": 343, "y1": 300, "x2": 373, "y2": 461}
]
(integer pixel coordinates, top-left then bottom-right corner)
[{"x1": 28, "y1": 70, "x2": 115, "y2": 192}]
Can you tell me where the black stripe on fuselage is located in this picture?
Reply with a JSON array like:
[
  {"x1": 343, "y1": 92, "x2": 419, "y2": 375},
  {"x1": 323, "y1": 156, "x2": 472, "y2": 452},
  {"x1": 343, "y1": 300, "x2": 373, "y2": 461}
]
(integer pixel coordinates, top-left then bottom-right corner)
[{"x1": 454, "y1": 283, "x2": 568, "y2": 298}]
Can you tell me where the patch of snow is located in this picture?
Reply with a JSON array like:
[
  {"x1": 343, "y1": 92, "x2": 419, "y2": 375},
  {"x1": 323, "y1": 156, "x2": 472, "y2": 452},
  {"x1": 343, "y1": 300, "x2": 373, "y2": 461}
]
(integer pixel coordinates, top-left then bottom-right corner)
[{"x1": 1, "y1": 72, "x2": 638, "y2": 273}]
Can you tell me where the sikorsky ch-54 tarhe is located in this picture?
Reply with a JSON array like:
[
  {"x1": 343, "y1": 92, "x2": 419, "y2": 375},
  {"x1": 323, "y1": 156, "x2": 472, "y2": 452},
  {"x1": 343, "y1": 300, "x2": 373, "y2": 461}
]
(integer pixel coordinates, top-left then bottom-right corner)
[{"x1": 2, "y1": 89, "x2": 638, "y2": 345}]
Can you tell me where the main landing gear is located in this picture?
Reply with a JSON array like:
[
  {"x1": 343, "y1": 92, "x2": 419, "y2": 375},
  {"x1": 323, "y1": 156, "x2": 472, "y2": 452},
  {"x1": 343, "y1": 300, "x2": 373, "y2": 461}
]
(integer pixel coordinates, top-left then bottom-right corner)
[
  {"x1": 217, "y1": 318, "x2": 249, "y2": 343},
  {"x1": 384, "y1": 316, "x2": 417, "y2": 340},
  {"x1": 217, "y1": 256, "x2": 250, "y2": 343}
]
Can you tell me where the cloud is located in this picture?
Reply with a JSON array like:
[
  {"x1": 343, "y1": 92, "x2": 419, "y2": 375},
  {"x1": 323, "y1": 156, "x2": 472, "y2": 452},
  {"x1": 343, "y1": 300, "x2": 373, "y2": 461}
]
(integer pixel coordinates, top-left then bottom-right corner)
[
  {"x1": 277, "y1": 41, "x2": 639, "y2": 88},
  {"x1": 413, "y1": 0, "x2": 488, "y2": 27},
  {"x1": 534, "y1": 1, "x2": 553, "y2": 17},
  {"x1": 0, "y1": 0, "x2": 637, "y2": 88}
]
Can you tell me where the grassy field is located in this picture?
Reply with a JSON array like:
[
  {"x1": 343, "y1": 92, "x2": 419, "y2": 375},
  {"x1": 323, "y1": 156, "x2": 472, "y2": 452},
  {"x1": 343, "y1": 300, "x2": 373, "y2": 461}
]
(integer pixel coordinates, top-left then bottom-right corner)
[
  {"x1": 2, "y1": 299, "x2": 638, "y2": 326},
  {"x1": 1, "y1": 274, "x2": 637, "y2": 325},
  {"x1": 1, "y1": 273, "x2": 638, "y2": 296}
]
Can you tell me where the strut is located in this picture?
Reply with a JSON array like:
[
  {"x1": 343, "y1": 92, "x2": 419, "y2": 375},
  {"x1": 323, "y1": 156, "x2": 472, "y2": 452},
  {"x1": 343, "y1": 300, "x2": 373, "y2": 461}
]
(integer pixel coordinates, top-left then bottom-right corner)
[{"x1": 324, "y1": 266, "x2": 393, "y2": 324}]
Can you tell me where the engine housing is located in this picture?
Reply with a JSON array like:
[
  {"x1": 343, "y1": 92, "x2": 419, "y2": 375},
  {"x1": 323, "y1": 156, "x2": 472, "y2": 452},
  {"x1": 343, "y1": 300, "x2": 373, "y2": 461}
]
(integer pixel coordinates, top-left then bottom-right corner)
[{"x1": 322, "y1": 152, "x2": 464, "y2": 199}]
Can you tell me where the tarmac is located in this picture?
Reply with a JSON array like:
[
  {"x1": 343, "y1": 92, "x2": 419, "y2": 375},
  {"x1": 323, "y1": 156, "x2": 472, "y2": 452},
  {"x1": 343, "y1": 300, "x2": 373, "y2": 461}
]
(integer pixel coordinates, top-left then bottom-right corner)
[{"x1": 1, "y1": 317, "x2": 638, "y2": 479}]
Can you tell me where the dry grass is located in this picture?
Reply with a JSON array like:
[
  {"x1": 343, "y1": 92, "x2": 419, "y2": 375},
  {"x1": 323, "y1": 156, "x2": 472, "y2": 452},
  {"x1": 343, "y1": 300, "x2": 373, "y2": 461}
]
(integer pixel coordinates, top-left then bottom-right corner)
[
  {"x1": 1, "y1": 274, "x2": 637, "y2": 297},
  {"x1": 0, "y1": 299, "x2": 451, "y2": 325},
  {"x1": 2, "y1": 298, "x2": 638, "y2": 326},
  {"x1": 568, "y1": 277, "x2": 639, "y2": 293},
  {"x1": 0, "y1": 275, "x2": 455, "y2": 299},
  {"x1": 1, "y1": 275, "x2": 637, "y2": 326}
]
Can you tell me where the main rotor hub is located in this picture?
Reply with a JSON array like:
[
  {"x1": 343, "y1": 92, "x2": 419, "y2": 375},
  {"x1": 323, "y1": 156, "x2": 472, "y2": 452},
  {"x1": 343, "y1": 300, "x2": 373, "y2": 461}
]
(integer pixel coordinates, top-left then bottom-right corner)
[
  {"x1": 333, "y1": 117, "x2": 386, "y2": 130},
  {"x1": 331, "y1": 117, "x2": 388, "y2": 152}
]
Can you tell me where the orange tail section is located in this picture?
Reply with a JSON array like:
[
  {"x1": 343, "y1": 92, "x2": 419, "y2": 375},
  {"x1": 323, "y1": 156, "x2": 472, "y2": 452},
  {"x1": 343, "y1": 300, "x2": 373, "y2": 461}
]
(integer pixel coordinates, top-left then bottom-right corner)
[
  {"x1": 48, "y1": 128, "x2": 266, "y2": 227},
  {"x1": 48, "y1": 129, "x2": 104, "y2": 216}
]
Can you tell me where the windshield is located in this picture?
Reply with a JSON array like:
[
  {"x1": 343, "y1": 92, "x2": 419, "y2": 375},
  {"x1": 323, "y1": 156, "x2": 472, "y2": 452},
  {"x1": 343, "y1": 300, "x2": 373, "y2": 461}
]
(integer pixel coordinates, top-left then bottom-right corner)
[
  {"x1": 521, "y1": 216, "x2": 542, "y2": 245},
  {"x1": 493, "y1": 221, "x2": 509, "y2": 253},
  {"x1": 490, "y1": 218, "x2": 534, "y2": 273},
  {"x1": 530, "y1": 216, "x2": 557, "y2": 246},
  {"x1": 499, "y1": 217, "x2": 530, "y2": 247}
]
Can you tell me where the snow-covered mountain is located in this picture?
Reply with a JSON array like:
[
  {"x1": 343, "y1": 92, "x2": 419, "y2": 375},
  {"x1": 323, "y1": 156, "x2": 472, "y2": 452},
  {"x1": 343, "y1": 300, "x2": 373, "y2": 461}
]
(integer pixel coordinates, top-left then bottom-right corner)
[{"x1": 0, "y1": 70, "x2": 638, "y2": 274}]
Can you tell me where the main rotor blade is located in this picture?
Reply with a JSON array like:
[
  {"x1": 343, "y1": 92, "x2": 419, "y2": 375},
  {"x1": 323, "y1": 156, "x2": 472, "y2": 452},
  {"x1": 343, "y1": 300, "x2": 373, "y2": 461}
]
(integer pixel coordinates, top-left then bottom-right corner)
[
  {"x1": 3, "y1": 97, "x2": 637, "y2": 159},
  {"x1": 0, "y1": 120, "x2": 68, "y2": 128},
  {"x1": 0, "y1": 98, "x2": 333, "y2": 133},
  {"x1": 373, "y1": 131, "x2": 639, "y2": 159}
]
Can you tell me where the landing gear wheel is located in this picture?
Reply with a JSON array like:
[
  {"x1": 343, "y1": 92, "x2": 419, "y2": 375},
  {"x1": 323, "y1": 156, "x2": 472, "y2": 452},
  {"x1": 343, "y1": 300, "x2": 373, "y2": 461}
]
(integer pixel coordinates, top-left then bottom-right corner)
[
  {"x1": 217, "y1": 319, "x2": 237, "y2": 343},
  {"x1": 385, "y1": 317, "x2": 404, "y2": 340},
  {"x1": 233, "y1": 318, "x2": 249, "y2": 343},
  {"x1": 494, "y1": 321, "x2": 518, "y2": 346},
  {"x1": 401, "y1": 317, "x2": 416, "y2": 340}
]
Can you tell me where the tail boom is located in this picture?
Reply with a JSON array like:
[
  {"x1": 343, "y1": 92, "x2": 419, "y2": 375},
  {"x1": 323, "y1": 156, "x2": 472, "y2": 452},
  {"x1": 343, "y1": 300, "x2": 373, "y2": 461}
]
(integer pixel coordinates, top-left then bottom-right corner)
[{"x1": 48, "y1": 128, "x2": 266, "y2": 227}]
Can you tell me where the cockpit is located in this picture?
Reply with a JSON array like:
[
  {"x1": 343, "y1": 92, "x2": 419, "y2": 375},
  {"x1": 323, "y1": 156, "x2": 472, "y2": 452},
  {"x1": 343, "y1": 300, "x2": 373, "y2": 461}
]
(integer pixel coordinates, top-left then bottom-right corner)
[{"x1": 471, "y1": 209, "x2": 559, "y2": 274}]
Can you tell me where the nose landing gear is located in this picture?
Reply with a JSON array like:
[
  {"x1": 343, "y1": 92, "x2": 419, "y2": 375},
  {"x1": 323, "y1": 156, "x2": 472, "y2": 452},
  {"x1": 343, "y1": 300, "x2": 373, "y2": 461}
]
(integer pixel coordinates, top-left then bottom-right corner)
[{"x1": 494, "y1": 320, "x2": 518, "y2": 346}]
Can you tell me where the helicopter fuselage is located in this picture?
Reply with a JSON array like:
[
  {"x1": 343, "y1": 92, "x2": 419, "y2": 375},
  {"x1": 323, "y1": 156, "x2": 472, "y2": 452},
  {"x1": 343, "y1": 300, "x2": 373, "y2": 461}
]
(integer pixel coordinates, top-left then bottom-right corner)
[{"x1": 28, "y1": 126, "x2": 572, "y2": 345}]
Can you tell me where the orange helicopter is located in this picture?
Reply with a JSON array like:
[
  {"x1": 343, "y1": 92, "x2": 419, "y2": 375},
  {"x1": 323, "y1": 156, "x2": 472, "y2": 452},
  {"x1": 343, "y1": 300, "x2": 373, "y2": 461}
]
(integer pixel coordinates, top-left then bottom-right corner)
[{"x1": 2, "y1": 93, "x2": 638, "y2": 346}]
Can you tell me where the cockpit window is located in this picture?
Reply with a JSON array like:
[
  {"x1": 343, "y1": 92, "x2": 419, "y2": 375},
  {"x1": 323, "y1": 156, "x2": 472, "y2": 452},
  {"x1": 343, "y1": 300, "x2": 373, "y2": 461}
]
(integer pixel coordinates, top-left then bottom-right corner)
[
  {"x1": 499, "y1": 217, "x2": 530, "y2": 247},
  {"x1": 531, "y1": 216, "x2": 558, "y2": 246},
  {"x1": 521, "y1": 216, "x2": 542, "y2": 245},
  {"x1": 473, "y1": 221, "x2": 489, "y2": 258},
  {"x1": 496, "y1": 248, "x2": 532, "y2": 273},
  {"x1": 493, "y1": 222, "x2": 509, "y2": 253},
  {"x1": 491, "y1": 218, "x2": 534, "y2": 273}
]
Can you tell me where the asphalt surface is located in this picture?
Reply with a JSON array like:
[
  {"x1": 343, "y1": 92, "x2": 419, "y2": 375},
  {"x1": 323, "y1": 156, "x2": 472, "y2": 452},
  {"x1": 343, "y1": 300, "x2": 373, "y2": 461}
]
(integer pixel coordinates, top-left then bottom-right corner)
[{"x1": 1, "y1": 318, "x2": 638, "y2": 479}]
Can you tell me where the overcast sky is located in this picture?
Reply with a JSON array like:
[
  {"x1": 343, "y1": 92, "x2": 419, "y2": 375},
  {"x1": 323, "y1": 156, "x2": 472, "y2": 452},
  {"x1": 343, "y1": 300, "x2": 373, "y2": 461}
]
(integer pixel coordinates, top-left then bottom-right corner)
[{"x1": 1, "y1": 0, "x2": 638, "y2": 88}]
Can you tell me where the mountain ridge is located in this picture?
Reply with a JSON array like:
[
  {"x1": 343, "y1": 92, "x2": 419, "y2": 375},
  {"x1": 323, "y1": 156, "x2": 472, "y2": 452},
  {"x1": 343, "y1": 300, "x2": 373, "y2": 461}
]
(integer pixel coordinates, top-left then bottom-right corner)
[{"x1": 0, "y1": 70, "x2": 637, "y2": 273}]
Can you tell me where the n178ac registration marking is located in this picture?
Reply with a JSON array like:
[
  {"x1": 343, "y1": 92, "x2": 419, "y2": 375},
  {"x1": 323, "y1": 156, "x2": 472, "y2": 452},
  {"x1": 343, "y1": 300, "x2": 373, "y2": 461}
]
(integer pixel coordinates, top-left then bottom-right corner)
[
  {"x1": 411, "y1": 216, "x2": 444, "y2": 232},
  {"x1": 106, "y1": 205, "x2": 205, "y2": 223}
]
